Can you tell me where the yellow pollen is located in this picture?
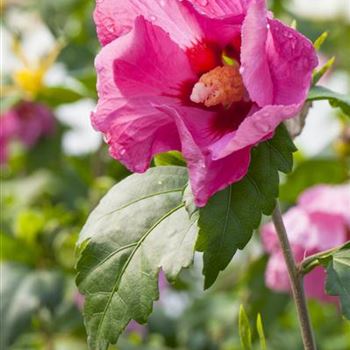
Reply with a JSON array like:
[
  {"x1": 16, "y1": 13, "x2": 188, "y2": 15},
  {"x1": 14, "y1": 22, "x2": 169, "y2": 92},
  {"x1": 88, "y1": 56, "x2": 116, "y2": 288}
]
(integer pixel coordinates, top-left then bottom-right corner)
[{"x1": 190, "y1": 66, "x2": 244, "y2": 108}]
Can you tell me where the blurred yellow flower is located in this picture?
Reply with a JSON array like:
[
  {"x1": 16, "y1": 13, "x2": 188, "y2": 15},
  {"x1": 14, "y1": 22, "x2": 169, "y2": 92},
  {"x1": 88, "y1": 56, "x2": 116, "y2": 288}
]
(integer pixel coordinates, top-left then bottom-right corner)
[{"x1": 3, "y1": 36, "x2": 64, "y2": 100}]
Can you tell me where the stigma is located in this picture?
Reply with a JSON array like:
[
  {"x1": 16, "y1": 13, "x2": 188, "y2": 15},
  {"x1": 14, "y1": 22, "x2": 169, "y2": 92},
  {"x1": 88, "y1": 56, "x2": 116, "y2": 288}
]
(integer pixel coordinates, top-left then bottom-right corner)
[{"x1": 190, "y1": 66, "x2": 244, "y2": 108}]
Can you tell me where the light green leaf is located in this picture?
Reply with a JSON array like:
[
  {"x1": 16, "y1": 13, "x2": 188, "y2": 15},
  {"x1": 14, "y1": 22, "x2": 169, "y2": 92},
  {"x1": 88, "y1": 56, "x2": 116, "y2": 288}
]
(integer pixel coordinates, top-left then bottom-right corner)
[
  {"x1": 325, "y1": 244, "x2": 350, "y2": 319},
  {"x1": 193, "y1": 125, "x2": 296, "y2": 288},
  {"x1": 76, "y1": 166, "x2": 198, "y2": 350},
  {"x1": 257, "y1": 314, "x2": 267, "y2": 350},
  {"x1": 14, "y1": 210, "x2": 45, "y2": 243},
  {"x1": 307, "y1": 85, "x2": 350, "y2": 116},
  {"x1": 154, "y1": 151, "x2": 186, "y2": 167},
  {"x1": 312, "y1": 56, "x2": 335, "y2": 85},
  {"x1": 313, "y1": 31, "x2": 328, "y2": 50},
  {"x1": 37, "y1": 86, "x2": 84, "y2": 107},
  {"x1": 290, "y1": 19, "x2": 297, "y2": 29},
  {"x1": 239, "y1": 305, "x2": 252, "y2": 350},
  {"x1": 0, "y1": 263, "x2": 64, "y2": 349}
]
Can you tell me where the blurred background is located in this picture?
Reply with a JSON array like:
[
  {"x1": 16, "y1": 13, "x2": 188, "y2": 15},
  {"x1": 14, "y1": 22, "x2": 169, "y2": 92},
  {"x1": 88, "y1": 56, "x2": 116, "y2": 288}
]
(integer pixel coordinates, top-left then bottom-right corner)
[{"x1": 1, "y1": 0, "x2": 349, "y2": 349}]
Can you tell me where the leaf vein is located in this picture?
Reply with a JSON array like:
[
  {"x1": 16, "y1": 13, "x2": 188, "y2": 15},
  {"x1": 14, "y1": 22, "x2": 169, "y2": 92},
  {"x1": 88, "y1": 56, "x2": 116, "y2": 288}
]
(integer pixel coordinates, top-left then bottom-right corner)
[{"x1": 95, "y1": 203, "x2": 185, "y2": 341}]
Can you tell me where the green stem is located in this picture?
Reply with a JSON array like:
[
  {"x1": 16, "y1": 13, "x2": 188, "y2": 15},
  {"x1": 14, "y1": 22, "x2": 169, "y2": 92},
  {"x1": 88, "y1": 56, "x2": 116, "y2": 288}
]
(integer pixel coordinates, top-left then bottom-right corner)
[
  {"x1": 272, "y1": 203, "x2": 317, "y2": 350},
  {"x1": 300, "y1": 242, "x2": 349, "y2": 275}
]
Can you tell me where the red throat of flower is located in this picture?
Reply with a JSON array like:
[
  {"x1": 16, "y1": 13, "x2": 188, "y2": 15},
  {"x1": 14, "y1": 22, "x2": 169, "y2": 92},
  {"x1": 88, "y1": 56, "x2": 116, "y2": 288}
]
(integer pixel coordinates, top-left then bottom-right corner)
[{"x1": 190, "y1": 65, "x2": 244, "y2": 108}]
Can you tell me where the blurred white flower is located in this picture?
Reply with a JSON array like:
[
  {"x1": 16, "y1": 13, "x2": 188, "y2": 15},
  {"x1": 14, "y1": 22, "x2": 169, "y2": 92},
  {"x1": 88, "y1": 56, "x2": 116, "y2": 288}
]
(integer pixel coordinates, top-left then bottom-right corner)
[
  {"x1": 56, "y1": 99, "x2": 101, "y2": 155},
  {"x1": 290, "y1": 0, "x2": 350, "y2": 22},
  {"x1": 295, "y1": 72, "x2": 349, "y2": 156}
]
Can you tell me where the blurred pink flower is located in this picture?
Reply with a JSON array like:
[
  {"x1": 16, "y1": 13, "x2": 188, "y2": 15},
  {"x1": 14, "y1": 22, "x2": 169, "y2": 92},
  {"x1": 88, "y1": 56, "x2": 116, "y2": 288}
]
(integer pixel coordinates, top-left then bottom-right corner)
[
  {"x1": 0, "y1": 101, "x2": 55, "y2": 164},
  {"x1": 92, "y1": 0, "x2": 317, "y2": 206},
  {"x1": 262, "y1": 183, "x2": 350, "y2": 302},
  {"x1": 299, "y1": 184, "x2": 350, "y2": 226},
  {"x1": 0, "y1": 110, "x2": 19, "y2": 164}
]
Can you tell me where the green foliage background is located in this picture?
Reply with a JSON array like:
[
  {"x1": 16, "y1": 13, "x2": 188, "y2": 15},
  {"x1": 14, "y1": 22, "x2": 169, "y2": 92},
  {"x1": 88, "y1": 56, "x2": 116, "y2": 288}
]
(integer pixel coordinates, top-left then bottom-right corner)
[{"x1": 1, "y1": 0, "x2": 349, "y2": 349}]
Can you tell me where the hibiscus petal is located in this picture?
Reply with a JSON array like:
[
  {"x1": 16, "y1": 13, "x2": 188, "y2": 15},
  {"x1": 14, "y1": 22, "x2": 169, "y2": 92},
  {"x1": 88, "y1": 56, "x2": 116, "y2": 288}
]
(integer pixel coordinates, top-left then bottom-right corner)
[
  {"x1": 93, "y1": 0, "x2": 135, "y2": 46},
  {"x1": 240, "y1": 0, "x2": 274, "y2": 106},
  {"x1": 261, "y1": 207, "x2": 312, "y2": 254},
  {"x1": 92, "y1": 16, "x2": 197, "y2": 172},
  {"x1": 310, "y1": 213, "x2": 347, "y2": 251},
  {"x1": 240, "y1": 0, "x2": 318, "y2": 107},
  {"x1": 304, "y1": 267, "x2": 338, "y2": 303},
  {"x1": 157, "y1": 104, "x2": 251, "y2": 207},
  {"x1": 190, "y1": 0, "x2": 252, "y2": 17},
  {"x1": 261, "y1": 206, "x2": 346, "y2": 255},
  {"x1": 209, "y1": 103, "x2": 301, "y2": 159},
  {"x1": 298, "y1": 184, "x2": 350, "y2": 226},
  {"x1": 94, "y1": 0, "x2": 204, "y2": 47},
  {"x1": 94, "y1": 0, "x2": 244, "y2": 50},
  {"x1": 266, "y1": 18, "x2": 318, "y2": 105},
  {"x1": 266, "y1": 252, "x2": 337, "y2": 303},
  {"x1": 265, "y1": 252, "x2": 290, "y2": 292}
]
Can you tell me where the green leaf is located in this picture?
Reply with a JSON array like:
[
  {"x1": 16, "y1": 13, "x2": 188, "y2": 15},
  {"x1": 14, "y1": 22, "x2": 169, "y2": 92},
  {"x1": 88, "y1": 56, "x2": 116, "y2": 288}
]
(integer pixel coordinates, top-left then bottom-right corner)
[
  {"x1": 239, "y1": 305, "x2": 252, "y2": 350},
  {"x1": 0, "y1": 263, "x2": 64, "y2": 348},
  {"x1": 76, "y1": 166, "x2": 198, "y2": 350},
  {"x1": 37, "y1": 86, "x2": 84, "y2": 107},
  {"x1": 307, "y1": 85, "x2": 350, "y2": 116},
  {"x1": 290, "y1": 19, "x2": 297, "y2": 30},
  {"x1": 154, "y1": 151, "x2": 186, "y2": 167},
  {"x1": 256, "y1": 314, "x2": 267, "y2": 350},
  {"x1": 0, "y1": 233, "x2": 40, "y2": 265},
  {"x1": 313, "y1": 31, "x2": 328, "y2": 50},
  {"x1": 1, "y1": 170, "x2": 53, "y2": 208},
  {"x1": 193, "y1": 125, "x2": 296, "y2": 288},
  {"x1": 14, "y1": 209, "x2": 45, "y2": 243},
  {"x1": 325, "y1": 244, "x2": 350, "y2": 319},
  {"x1": 312, "y1": 56, "x2": 335, "y2": 85},
  {"x1": 279, "y1": 159, "x2": 348, "y2": 203}
]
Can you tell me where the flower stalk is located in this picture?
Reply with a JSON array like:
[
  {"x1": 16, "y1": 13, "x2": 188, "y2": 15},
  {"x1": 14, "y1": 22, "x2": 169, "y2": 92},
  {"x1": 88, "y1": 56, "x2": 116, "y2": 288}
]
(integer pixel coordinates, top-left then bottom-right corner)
[
  {"x1": 300, "y1": 244, "x2": 346, "y2": 275},
  {"x1": 272, "y1": 203, "x2": 317, "y2": 350}
]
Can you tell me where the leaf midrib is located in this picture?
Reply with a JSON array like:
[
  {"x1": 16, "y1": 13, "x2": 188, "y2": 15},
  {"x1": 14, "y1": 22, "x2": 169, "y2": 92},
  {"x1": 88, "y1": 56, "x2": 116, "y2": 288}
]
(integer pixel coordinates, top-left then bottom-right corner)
[
  {"x1": 94, "y1": 187, "x2": 185, "y2": 222},
  {"x1": 334, "y1": 257, "x2": 350, "y2": 268},
  {"x1": 78, "y1": 242, "x2": 138, "y2": 288},
  {"x1": 217, "y1": 186, "x2": 232, "y2": 254},
  {"x1": 95, "y1": 202, "x2": 185, "y2": 342}
]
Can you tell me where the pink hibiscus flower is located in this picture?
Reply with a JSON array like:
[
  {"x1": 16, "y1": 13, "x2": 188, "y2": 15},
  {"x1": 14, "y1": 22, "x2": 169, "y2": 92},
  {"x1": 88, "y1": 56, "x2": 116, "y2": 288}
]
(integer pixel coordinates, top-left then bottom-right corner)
[
  {"x1": 262, "y1": 183, "x2": 350, "y2": 302},
  {"x1": 92, "y1": 0, "x2": 318, "y2": 206},
  {"x1": 0, "y1": 101, "x2": 55, "y2": 164}
]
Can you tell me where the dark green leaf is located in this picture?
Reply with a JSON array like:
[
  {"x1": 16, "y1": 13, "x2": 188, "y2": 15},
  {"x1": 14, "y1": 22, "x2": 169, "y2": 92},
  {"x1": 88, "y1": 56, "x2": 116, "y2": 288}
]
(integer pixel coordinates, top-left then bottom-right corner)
[
  {"x1": 307, "y1": 86, "x2": 350, "y2": 116},
  {"x1": 325, "y1": 244, "x2": 350, "y2": 319},
  {"x1": 193, "y1": 125, "x2": 296, "y2": 289},
  {"x1": 76, "y1": 166, "x2": 198, "y2": 350},
  {"x1": 280, "y1": 159, "x2": 348, "y2": 203},
  {"x1": 0, "y1": 264, "x2": 64, "y2": 348}
]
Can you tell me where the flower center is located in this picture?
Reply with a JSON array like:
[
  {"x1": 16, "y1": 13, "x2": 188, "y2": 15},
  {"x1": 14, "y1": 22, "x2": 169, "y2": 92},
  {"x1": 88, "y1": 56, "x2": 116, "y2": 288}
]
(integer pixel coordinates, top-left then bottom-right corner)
[{"x1": 190, "y1": 65, "x2": 244, "y2": 108}]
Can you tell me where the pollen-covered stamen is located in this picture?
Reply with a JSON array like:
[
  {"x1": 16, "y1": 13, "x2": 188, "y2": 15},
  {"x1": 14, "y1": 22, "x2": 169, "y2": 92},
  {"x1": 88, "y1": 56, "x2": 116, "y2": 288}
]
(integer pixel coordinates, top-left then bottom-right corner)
[{"x1": 190, "y1": 66, "x2": 244, "y2": 108}]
